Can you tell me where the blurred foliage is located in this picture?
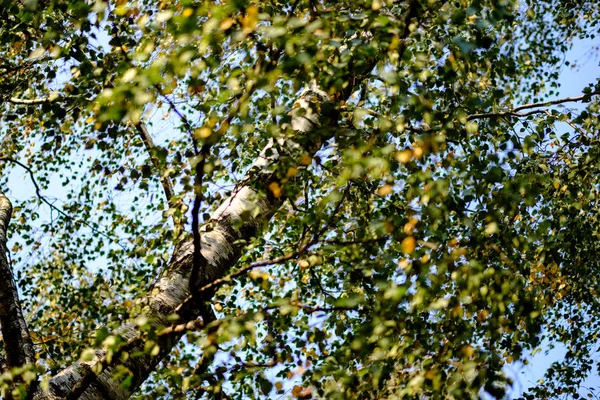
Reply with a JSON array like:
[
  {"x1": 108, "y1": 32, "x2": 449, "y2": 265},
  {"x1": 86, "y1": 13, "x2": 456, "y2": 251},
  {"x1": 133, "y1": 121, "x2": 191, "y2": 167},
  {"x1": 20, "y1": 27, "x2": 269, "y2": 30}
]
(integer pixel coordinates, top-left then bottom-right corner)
[{"x1": 0, "y1": 0, "x2": 599, "y2": 398}]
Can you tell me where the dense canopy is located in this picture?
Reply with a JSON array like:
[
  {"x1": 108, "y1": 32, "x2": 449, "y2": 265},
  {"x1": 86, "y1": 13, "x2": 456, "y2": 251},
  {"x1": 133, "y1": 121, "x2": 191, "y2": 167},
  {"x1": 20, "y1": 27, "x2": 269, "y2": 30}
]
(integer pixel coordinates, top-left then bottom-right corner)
[{"x1": 0, "y1": 0, "x2": 599, "y2": 399}]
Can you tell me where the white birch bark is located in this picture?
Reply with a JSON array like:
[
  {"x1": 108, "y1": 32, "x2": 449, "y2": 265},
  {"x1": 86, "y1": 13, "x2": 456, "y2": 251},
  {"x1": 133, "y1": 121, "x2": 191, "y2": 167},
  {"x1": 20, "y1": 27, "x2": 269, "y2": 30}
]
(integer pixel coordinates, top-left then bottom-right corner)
[
  {"x1": 35, "y1": 84, "x2": 334, "y2": 400},
  {"x1": 26, "y1": 0, "x2": 422, "y2": 391}
]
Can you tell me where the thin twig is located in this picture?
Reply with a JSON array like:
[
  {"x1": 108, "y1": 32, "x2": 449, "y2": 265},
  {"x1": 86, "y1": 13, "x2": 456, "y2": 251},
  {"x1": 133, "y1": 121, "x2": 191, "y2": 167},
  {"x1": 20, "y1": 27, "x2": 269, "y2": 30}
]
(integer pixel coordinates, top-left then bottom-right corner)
[
  {"x1": 133, "y1": 122, "x2": 176, "y2": 203},
  {"x1": 109, "y1": 21, "x2": 179, "y2": 208},
  {"x1": 467, "y1": 91, "x2": 600, "y2": 120},
  {"x1": 0, "y1": 157, "x2": 125, "y2": 248}
]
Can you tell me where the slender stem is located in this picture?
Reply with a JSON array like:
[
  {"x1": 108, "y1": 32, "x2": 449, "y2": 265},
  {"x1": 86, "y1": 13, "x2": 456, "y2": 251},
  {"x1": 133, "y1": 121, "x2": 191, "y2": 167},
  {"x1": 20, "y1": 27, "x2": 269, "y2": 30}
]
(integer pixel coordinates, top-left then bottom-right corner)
[
  {"x1": 0, "y1": 157, "x2": 124, "y2": 248},
  {"x1": 467, "y1": 91, "x2": 600, "y2": 120},
  {"x1": 133, "y1": 121, "x2": 176, "y2": 204}
]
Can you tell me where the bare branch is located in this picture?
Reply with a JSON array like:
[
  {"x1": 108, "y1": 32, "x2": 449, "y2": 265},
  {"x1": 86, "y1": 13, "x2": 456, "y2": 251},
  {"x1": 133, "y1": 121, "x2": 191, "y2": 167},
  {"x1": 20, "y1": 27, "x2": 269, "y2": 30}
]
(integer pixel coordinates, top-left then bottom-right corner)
[
  {"x1": 8, "y1": 96, "x2": 55, "y2": 105},
  {"x1": 7, "y1": 93, "x2": 91, "y2": 105},
  {"x1": 0, "y1": 57, "x2": 52, "y2": 74},
  {"x1": 0, "y1": 157, "x2": 125, "y2": 248},
  {"x1": 512, "y1": 92, "x2": 600, "y2": 112},
  {"x1": 467, "y1": 91, "x2": 600, "y2": 120},
  {"x1": 132, "y1": 122, "x2": 175, "y2": 203}
]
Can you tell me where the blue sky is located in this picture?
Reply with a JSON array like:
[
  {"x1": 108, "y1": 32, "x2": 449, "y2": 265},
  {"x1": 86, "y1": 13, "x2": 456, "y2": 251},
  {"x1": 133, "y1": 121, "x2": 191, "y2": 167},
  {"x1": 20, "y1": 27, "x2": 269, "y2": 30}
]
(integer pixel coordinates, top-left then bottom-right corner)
[
  {"x1": 505, "y1": 36, "x2": 600, "y2": 399},
  {"x1": 2, "y1": 15, "x2": 599, "y2": 399}
]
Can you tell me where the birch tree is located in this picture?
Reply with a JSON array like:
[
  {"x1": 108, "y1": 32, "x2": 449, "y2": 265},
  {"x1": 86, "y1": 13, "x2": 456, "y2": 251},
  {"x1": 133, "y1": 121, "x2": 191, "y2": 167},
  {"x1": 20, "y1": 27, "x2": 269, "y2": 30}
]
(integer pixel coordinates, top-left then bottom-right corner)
[{"x1": 1, "y1": 0, "x2": 599, "y2": 399}]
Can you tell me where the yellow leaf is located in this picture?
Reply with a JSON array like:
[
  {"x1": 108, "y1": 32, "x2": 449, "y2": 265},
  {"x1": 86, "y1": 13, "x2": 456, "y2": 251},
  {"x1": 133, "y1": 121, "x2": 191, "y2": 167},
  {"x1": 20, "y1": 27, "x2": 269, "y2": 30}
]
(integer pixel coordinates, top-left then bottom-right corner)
[
  {"x1": 403, "y1": 218, "x2": 418, "y2": 234},
  {"x1": 182, "y1": 8, "x2": 194, "y2": 18},
  {"x1": 220, "y1": 18, "x2": 234, "y2": 30},
  {"x1": 377, "y1": 184, "x2": 393, "y2": 196},
  {"x1": 195, "y1": 127, "x2": 212, "y2": 138},
  {"x1": 300, "y1": 153, "x2": 312, "y2": 165},
  {"x1": 401, "y1": 236, "x2": 416, "y2": 254},
  {"x1": 286, "y1": 167, "x2": 298, "y2": 178},
  {"x1": 395, "y1": 149, "x2": 413, "y2": 163},
  {"x1": 249, "y1": 269, "x2": 262, "y2": 280},
  {"x1": 477, "y1": 309, "x2": 489, "y2": 322},
  {"x1": 413, "y1": 145, "x2": 424, "y2": 159},
  {"x1": 463, "y1": 345, "x2": 475, "y2": 358},
  {"x1": 242, "y1": 5, "x2": 259, "y2": 32},
  {"x1": 292, "y1": 386, "x2": 303, "y2": 397},
  {"x1": 268, "y1": 182, "x2": 283, "y2": 198},
  {"x1": 388, "y1": 36, "x2": 400, "y2": 50}
]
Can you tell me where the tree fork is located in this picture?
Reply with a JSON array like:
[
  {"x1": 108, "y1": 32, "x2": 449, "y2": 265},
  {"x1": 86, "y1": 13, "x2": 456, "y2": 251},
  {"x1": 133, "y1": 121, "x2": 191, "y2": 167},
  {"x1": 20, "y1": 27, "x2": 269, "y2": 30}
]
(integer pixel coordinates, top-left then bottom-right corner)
[{"x1": 34, "y1": 2, "x2": 421, "y2": 398}]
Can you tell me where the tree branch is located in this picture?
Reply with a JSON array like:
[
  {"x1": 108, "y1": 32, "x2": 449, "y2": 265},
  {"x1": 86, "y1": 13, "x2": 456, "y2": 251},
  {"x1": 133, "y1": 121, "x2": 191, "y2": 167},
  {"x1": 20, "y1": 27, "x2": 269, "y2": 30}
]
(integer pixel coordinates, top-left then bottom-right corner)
[
  {"x1": 7, "y1": 94, "x2": 178, "y2": 212},
  {"x1": 467, "y1": 91, "x2": 600, "y2": 120},
  {"x1": 8, "y1": 97, "x2": 55, "y2": 105},
  {"x1": 132, "y1": 122, "x2": 175, "y2": 203},
  {"x1": 7, "y1": 93, "x2": 87, "y2": 105},
  {"x1": 189, "y1": 49, "x2": 266, "y2": 302},
  {"x1": 64, "y1": 318, "x2": 208, "y2": 400},
  {"x1": 0, "y1": 192, "x2": 36, "y2": 369},
  {"x1": 35, "y1": 2, "x2": 420, "y2": 396},
  {"x1": 0, "y1": 157, "x2": 125, "y2": 249}
]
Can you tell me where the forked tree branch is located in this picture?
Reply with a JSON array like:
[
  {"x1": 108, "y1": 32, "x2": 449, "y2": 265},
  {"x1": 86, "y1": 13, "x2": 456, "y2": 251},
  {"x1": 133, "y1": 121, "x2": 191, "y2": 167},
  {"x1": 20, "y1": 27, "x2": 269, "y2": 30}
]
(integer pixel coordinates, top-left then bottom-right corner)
[{"x1": 32, "y1": 1, "x2": 421, "y2": 398}]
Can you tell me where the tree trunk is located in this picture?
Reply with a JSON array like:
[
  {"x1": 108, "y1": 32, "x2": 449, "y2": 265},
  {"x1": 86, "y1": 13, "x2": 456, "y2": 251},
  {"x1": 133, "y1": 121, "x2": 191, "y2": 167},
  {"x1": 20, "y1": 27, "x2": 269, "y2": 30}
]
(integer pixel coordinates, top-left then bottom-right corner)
[
  {"x1": 36, "y1": 83, "x2": 337, "y2": 399},
  {"x1": 0, "y1": 193, "x2": 36, "y2": 370},
  {"x1": 31, "y1": 0, "x2": 422, "y2": 392}
]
